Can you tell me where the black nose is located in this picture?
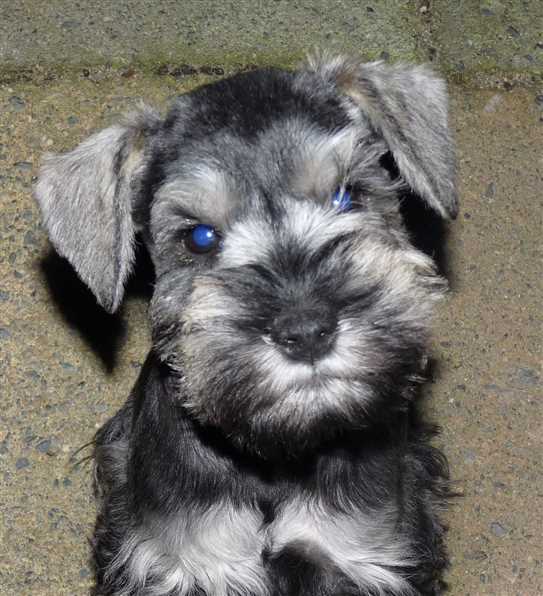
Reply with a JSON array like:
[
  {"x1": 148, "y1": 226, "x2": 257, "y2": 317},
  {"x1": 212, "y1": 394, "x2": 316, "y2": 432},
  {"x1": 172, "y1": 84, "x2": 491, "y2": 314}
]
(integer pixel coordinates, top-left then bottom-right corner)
[{"x1": 270, "y1": 308, "x2": 338, "y2": 363}]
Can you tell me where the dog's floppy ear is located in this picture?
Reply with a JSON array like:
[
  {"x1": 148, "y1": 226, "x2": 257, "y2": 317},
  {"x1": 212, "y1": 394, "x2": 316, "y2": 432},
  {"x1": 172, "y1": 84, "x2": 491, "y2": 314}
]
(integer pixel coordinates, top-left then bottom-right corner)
[
  {"x1": 35, "y1": 106, "x2": 161, "y2": 313},
  {"x1": 308, "y1": 55, "x2": 458, "y2": 219}
]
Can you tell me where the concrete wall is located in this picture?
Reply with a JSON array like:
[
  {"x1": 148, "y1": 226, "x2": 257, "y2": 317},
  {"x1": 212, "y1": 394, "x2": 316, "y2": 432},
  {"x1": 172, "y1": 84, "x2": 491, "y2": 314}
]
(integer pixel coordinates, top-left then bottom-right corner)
[{"x1": 1, "y1": 1, "x2": 542, "y2": 86}]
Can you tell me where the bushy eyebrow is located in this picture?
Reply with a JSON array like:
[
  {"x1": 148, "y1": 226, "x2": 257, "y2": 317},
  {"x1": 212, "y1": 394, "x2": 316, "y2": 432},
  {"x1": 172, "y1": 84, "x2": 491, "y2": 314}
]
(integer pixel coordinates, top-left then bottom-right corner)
[
  {"x1": 155, "y1": 167, "x2": 238, "y2": 228},
  {"x1": 288, "y1": 126, "x2": 359, "y2": 201}
]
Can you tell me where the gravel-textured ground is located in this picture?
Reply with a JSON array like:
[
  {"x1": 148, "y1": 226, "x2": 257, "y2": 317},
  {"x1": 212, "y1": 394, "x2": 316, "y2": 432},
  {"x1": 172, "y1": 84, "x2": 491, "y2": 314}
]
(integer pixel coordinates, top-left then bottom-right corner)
[{"x1": 0, "y1": 42, "x2": 542, "y2": 596}]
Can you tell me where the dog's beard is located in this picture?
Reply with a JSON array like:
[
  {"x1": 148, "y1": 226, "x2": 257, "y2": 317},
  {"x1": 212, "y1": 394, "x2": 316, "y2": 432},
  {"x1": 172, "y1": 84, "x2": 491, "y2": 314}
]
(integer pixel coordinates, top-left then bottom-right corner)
[{"x1": 178, "y1": 312, "x2": 429, "y2": 459}]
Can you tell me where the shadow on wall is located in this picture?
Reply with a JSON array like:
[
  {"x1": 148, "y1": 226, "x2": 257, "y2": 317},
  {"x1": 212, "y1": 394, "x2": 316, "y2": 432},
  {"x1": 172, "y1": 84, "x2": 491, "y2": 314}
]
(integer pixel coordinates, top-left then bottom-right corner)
[
  {"x1": 39, "y1": 238, "x2": 155, "y2": 372},
  {"x1": 400, "y1": 194, "x2": 455, "y2": 387},
  {"x1": 381, "y1": 150, "x2": 455, "y2": 283},
  {"x1": 400, "y1": 192, "x2": 453, "y2": 282}
]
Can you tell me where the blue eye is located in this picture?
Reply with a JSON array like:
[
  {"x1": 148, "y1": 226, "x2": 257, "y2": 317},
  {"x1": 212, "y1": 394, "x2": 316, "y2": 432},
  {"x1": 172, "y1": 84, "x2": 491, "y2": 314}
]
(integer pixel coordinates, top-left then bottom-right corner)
[
  {"x1": 332, "y1": 187, "x2": 352, "y2": 212},
  {"x1": 185, "y1": 224, "x2": 221, "y2": 254}
]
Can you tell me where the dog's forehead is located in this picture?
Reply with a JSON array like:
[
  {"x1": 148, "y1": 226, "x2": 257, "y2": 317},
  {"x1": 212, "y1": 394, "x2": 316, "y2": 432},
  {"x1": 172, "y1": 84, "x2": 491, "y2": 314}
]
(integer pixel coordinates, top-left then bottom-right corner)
[
  {"x1": 176, "y1": 67, "x2": 350, "y2": 140},
  {"x1": 157, "y1": 124, "x2": 359, "y2": 224},
  {"x1": 152, "y1": 68, "x2": 362, "y2": 227}
]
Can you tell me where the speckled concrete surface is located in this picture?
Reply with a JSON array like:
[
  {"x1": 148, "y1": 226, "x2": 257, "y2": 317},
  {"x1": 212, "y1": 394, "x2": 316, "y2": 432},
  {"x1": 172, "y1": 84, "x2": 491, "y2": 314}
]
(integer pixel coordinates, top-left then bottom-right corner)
[
  {"x1": 1, "y1": 1, "x2": 542, "y2": 84},
  {"x1": 0, "y1": 1, "x2": 424, "y2": 73},
  {"x1": 0, "y1": 72, "x2": 542, "y2": 595},
  {"x1": 429, "y1": 87, "x2": 542, "y2": 594},
  {"x1": 432, "y1": 0, "x2": 543, "y2": 78}
]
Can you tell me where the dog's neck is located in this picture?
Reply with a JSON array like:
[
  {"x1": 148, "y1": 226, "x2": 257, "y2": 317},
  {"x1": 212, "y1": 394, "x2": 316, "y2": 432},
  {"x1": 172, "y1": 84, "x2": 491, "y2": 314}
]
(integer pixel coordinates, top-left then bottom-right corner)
[{"x1": 129, "y1": 350, "x2": 411, "y2": 516}]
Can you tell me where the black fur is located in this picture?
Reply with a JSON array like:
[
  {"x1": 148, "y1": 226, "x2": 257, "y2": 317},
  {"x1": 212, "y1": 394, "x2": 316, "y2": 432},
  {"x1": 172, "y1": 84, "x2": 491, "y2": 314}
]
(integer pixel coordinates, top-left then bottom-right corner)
[
  {"x1": 93, "y1": 353, "x2": 449, "y2": 595},
  {"x1": 35, "y1": 57, "x2": 457, "y2": 596}
]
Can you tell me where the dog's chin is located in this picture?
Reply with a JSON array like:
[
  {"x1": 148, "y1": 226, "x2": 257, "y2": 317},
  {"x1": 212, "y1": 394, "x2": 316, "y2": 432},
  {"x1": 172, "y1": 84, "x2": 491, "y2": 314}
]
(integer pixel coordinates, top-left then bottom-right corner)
[
  {"x1": 180, "y1": 365, "x2": 404, "y2": 461},
  {"x1": 241, "y1": 382, "x2": 375, "y2": 459}
]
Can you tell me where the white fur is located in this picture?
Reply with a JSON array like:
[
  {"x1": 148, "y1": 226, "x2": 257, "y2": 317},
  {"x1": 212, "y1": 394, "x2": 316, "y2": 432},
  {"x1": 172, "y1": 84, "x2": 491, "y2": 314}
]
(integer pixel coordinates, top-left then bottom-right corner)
[
  {"x1": 219, "y1": 217, "x2": 275, "y2": 268},
  {"x1": 221, "y1": 201, "x2": 363, "y2": 270},
  {"x1": 109, "y1": 505, "x2": 269, "y2": 596},
  {"x1": 284, "y1": 201, "x2": 361, "y2": 252},
  {"x1": 270, "y1": 498, "x2": 417, "y2": 595},
  {"x1": 248, "y1": 333, "x2": 376, "y2": 420},
  {"x1": 108, "y1": 497, "x2": 417, "y2": 595}
]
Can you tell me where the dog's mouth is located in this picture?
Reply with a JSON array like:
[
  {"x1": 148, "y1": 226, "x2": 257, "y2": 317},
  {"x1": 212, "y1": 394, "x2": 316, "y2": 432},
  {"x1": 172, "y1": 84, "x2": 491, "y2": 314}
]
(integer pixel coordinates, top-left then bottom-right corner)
[{"x1": 252, "y1": 335, "x2": 372, "y2": 400}]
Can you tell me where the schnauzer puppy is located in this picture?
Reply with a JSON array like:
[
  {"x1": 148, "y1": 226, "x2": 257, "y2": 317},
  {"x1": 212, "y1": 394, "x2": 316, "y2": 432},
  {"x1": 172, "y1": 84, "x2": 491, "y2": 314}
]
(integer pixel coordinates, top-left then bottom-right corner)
[{"x1": 35, "y1": 54, "x2": 457, "y2": 595}]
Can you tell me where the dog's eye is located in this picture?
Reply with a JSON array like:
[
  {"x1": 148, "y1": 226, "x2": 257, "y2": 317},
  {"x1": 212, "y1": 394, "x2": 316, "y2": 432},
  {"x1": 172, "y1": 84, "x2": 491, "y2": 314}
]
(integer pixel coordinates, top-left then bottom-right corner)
[
  {"x1": 332, "y1": 187, "x2": 352, "y2": 212},
  {"x1": 185, "y1": 224, "x2": 221, "y2": 254}
]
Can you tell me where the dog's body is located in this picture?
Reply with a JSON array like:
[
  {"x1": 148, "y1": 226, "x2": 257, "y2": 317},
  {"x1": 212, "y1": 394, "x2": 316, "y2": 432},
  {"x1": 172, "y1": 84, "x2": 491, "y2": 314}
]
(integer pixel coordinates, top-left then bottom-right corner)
[
  {"x1": 35, "y1": 55, "x2": 457, "y2": 595},
  {"x1": 93, "y1": 353, "x2": 449, "y2": 596}
]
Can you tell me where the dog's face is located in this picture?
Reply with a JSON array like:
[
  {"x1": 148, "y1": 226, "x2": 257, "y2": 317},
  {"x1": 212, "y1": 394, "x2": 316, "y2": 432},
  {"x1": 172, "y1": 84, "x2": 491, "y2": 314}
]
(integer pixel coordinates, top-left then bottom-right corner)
[{"x1": 36, "y1": 56, "x2": 457, "y2": 457}]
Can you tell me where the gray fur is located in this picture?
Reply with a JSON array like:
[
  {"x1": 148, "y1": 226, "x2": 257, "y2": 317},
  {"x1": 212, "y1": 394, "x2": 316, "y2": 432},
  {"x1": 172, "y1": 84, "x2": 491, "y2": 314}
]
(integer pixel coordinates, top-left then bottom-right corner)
[
  {"x1": 307, "y1": 53, "x2": 458, "y2": 218},
  {"x1": 36, "y1": 56, "x2": 456, "y2": 596},
  {"x1": 34, "y1": 105, "x2": 161, "y2": 312}
]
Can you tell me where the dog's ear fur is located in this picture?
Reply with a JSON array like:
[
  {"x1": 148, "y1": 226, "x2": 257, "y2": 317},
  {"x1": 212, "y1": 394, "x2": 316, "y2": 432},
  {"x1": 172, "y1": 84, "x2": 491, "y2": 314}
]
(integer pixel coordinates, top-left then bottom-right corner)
[
  {"x1": 307, "y1": 54, "x2": 458, "y2": 219},
  {"x1": 35, "y1": 106, "x2": 161, "y2": 313}
]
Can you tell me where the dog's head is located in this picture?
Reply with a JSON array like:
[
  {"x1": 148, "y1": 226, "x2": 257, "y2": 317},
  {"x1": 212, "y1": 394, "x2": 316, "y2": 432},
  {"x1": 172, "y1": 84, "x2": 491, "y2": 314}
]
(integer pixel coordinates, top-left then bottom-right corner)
[{"x1": 36, "y1": 55, "x2": 457, "y2": 457}]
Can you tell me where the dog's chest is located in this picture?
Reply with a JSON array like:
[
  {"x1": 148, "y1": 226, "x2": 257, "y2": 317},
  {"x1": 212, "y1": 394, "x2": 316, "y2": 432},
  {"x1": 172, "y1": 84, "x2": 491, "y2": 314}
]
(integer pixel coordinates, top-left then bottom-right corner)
[{"x1": 128, "y1": 497, "x2": 413, "y2": 596}]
